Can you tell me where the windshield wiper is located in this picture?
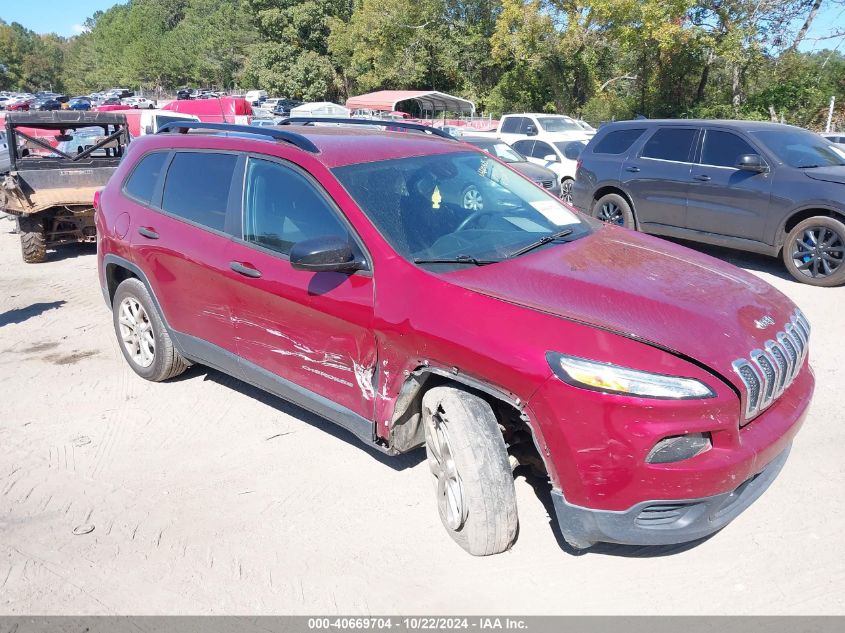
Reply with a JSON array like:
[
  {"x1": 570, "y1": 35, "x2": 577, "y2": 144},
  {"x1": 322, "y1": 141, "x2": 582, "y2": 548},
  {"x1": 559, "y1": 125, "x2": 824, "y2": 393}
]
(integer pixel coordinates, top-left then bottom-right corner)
[
  {"x1": 413, "y1": 255, "x2": 499, "y2": 266},
  {"x1": 507, "y1": 228, "x2": 574, "y2": 258},
  {"x1": 797, "y1": 164, "x2": 822, "y2": 169}
]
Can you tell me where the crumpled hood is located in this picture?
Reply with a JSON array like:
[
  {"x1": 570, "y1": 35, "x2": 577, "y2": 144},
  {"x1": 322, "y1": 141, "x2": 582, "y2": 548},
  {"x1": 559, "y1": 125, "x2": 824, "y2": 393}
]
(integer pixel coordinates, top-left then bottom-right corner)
[
  {"x1": 802, "y1": 166, "x2": 845, "y2": 185},
  {"x1": 446, "y1": 226, "x2": 799, "y2": 387}
]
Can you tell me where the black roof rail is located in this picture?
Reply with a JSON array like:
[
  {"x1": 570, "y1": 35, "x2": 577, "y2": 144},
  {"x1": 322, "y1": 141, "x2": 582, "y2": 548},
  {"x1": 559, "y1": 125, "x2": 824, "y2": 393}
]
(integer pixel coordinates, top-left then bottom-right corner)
[
  {"x1": 280, "y1": 117, "x2": 457, "y2": 140},
  {"x1": 156, "y1": 120, "x2": 320, "y2": 153}
]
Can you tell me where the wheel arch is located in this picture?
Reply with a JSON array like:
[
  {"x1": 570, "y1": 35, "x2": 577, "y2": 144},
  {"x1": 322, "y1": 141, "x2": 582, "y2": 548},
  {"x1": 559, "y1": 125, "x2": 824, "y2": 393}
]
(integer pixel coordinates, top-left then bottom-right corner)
[
  {"x1": 388, "y1": 366, "x2": 554, "y2": 480},
  {"x1": 779, "y1": 207, "x2": 845, "y2": 248},
  {"x1": 591, "y1": 185, "x2": 639, "y2": 228},
  {"x1": 102, "y1": 255, "x2": 175, "y2": 331}
]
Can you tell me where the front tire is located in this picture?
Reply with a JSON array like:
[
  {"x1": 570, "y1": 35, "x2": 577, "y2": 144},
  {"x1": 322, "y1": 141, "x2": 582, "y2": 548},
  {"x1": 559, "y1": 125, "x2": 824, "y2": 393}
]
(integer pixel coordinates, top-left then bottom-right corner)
[
  {"x1": 593, "y1": 192, "x2": 635, "y2": 229},
  {"x1": 421, "y1": 386, "x2": 518, "y2": 556},
  {"x1": 112, "y1": 278, "x2": 189, "y2": 381},
  {"x1": 18, "y1": 216, "x2": 47, "y2": 263},
  {"x1": 783, "y1": 216, "x2": 845, "y2": 287}
]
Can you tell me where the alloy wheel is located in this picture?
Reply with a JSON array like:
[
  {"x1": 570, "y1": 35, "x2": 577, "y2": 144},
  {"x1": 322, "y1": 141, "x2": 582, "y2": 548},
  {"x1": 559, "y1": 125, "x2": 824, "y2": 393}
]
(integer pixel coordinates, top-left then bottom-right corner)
[
  {"x1": 597, "y1": 201, "x2": 624, "y2": 225},
  {"x1": 118, "y1": 297, "x2": 155, "y2": 368},
  {"x1": 462, "y1": 187, "x2": 484, "y2": 211},
  {"x1": 792, "y1": 226, "x2": 844, "y2": 279},
  {"x1": 561, "y1": 180, "x2": 574, "y2": 204},
  {"x1": 425, "y1": 405, "x2": 468, "y2": 531}
]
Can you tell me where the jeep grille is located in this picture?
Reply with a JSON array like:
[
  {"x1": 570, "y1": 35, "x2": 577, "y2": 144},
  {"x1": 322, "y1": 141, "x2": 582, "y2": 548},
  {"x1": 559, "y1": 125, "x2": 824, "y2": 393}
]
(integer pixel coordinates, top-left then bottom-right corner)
[{"x1": 732, "y1": 309, "x2": 810, "y2": 424}]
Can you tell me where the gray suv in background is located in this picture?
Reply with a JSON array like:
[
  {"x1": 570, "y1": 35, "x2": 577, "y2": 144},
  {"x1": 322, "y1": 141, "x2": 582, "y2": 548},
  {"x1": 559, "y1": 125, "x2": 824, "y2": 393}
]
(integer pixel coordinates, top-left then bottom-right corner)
[{"x1": 572, "y1": 120, "x2": 845, "y2": 286}]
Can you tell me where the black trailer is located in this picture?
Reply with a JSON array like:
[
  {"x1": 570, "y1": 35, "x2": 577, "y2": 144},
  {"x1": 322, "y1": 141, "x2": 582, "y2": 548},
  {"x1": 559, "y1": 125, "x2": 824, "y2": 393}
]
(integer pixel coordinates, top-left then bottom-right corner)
[{"x1": 1, "y1": 111, "x2": 130, "y2": 263}]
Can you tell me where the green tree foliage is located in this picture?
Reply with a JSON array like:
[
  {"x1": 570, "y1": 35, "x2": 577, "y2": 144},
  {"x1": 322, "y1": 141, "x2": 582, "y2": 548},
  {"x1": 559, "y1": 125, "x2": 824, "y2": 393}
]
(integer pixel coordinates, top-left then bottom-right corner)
[
  {"x1": 3, "y1": 0, "x2": 844, "y2": 129},
  {"x1": 0, "y1": 21, "x2": 67, "y2": 92},
  {"x1": 242, "y1": 0, "x2": 351, "y2": 100}
]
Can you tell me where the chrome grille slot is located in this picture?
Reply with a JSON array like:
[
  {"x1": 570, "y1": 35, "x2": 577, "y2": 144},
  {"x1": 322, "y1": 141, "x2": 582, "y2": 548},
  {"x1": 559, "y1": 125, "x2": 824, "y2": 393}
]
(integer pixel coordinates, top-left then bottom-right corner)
[
  {"x1": 751, "y1": 350, "x2": 776, "y2": 407},
  {"x1": 765, "y1": 341, "x2": 788, "y2": 395},
  {"x1": 733, "y1": 309, "x2": 810, "y2": 424},
  {"x1": 540, "y1": 180, "x2": 554, "y2": 189}
]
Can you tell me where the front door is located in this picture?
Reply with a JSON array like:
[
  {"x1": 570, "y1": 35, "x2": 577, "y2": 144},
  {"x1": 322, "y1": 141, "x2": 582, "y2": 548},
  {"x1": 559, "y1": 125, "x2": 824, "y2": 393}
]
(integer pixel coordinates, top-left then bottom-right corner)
[
  {"x1": 621, "y1": 126, "x2": 698, "y2": 229},
  {"x1": 227, "y1": 155, "x2": 377, "y2": 421},
  {"x1": 685, "y1": 128, "x2": 774, "y2": 241}
]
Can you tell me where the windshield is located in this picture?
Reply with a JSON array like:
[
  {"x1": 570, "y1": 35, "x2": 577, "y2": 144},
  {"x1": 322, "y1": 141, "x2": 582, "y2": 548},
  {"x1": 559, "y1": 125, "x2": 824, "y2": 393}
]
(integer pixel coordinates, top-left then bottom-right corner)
[
  {"x1": 473, "y1": 142, "x2": 525, "y2": 163},
  {"x1": 752, "y1": 129, "x2": 845, "y2": 168},
  {"x1": 333, "y1": 151, "x2": 589, "y2": 269},
  {"x1": 537, "y1": 117, "x2": 583, "y2": 133}
]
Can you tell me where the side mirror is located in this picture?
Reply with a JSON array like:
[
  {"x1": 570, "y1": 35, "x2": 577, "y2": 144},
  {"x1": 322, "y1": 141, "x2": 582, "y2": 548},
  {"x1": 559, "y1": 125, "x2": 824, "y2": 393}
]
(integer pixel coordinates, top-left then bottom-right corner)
[
  {"x1": 543, "y1": 153, "x2": 559, "y2": 163},
  {"x1": 736, "y1": 154, "x2": 768, "y2": 173},
  {"x1": 526, "y1": 125, "x2": 537, "y2": 137},
  {"x1": 289, "y1": 236, "x2": 364, "y2": 273}
]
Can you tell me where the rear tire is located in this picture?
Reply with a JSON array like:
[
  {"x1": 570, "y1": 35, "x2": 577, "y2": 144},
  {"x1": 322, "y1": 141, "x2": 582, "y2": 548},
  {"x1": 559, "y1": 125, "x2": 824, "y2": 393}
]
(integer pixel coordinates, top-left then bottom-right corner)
[
  {"x1": 783, "y1": 216, "x2": 845, "y2": 287},
  {"x1": 593, "y1": 192, "x2": 635, "y2": 229},
  {"x1": 560, "y1": 177, "x2": 575, "y2": 205},
  {"x1": 421, "y1": 386, "x2": 518, "y2": 556},
  {"x1": 18, "y1": 216, "x2": 47, "y2": 263},
  {"x1": 112, "y1": 278, "x2": 189, "y2": 381}
]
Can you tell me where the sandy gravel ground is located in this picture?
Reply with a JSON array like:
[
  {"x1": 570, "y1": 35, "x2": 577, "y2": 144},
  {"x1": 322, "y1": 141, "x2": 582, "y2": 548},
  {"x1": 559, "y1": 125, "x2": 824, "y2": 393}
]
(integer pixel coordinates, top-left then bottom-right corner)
[{"x1": 0, "y1": 224, "x2": 843, "y2": 615}]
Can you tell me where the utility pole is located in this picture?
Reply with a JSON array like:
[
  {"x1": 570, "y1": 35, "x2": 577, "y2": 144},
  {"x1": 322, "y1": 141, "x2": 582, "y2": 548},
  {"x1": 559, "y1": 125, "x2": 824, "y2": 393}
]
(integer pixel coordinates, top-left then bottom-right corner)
[{"x1": 826, "y1": 95, "x2": 835, "y2": 133}]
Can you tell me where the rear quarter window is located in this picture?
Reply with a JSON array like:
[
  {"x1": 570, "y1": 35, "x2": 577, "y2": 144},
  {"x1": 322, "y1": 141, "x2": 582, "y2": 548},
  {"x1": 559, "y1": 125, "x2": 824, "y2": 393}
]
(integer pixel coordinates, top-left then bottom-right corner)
[
  {"x1": 160, "y1": 152, "x2": 238, "y2": 231},
  {"x1": 592, "y1": 128, "x2": 646, "y2": 154},
  {"x1": 124, "y1": 152, "x2": 168, "y2": 204}
]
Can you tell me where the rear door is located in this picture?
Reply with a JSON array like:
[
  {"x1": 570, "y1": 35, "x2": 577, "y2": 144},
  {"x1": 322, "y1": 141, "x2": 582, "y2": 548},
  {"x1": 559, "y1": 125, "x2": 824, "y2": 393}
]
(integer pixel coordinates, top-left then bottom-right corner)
[
  {"x1": 127, "y1": 150, "x2": 244, "y2": 360},
  {"x1": 685, "y1": 127, "x2": 774, "y2": 240},
  {"x1": 226, "y1": 154, "x2": 378, "y2": 421},
  {"x1": 622, "y1": 126, "x2": 698, "y2": 228}
]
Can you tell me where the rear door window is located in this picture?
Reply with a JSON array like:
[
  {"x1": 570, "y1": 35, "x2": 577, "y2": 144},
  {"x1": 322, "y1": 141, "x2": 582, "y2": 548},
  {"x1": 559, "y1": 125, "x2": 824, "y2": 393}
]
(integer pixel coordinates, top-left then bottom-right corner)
[
  {"x1": 160, "y1": 152, "x2": 238, "y2": 231},
  {"x1": 592, "y1": 128, "x2": 645, "y2": 154},
  {"x1": 531, "y1": 141, "x2": 556, "y2": 160},
  {"x1": 511, "y1": 140, "x2": 534, "y2": 157},
  {"x1": 641, "y1": 128, "x2": 697, "y2": 162},
  {"x1": 700, "y1": 130, "x2": 757, "y2": 167},
  {"x1": 124, "y1": 151, "x2": 168, "y2": 204},
  {"x1": 500, "y1": 117, "x2": 522, "y2": 133}
]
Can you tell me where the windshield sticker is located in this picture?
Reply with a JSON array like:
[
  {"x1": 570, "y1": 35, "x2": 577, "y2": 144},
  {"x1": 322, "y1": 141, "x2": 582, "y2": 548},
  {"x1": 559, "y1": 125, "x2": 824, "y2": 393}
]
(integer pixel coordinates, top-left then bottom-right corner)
[
  {"x1": 431, "y1": 186, "x2": 442, "y2": 209},
  {"x1": 478, "y1": 158, "x2": 490, "y2": 178},
  {"x1": 530, "y1": 200, "x2": 578, "y2": 226}
]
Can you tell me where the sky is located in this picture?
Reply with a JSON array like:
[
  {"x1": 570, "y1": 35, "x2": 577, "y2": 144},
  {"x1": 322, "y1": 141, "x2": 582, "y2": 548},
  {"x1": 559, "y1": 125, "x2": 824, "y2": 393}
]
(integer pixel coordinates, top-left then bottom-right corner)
[
  {"x1": 2, "y1": 1, "x2": 128, "y2": 38},
  {"x1": 2, "y1": 0, "x2": 845, "y2": 51}
]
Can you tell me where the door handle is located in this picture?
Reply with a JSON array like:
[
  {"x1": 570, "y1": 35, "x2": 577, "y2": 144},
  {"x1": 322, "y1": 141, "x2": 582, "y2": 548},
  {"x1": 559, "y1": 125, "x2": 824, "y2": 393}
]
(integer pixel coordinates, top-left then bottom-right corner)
[
  {"x1": 694, "y1": 174, "x2": 711, "y2": 182},
  {"x1": 229, "y1": 261, "x2": 262, "y2": 278},
  {"x1": 137, "y1": 226, "x2": 159, "y2": 239},
  {"x1": 625, "y1": 166, "x2": 640, "y2": 173}
]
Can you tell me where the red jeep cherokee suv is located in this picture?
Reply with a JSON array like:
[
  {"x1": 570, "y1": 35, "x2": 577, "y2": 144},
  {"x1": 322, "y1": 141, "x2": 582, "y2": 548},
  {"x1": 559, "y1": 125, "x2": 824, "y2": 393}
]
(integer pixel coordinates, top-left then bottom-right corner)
[{"x1": 97, "y1": 119, "x2": 813, "y2": 556}]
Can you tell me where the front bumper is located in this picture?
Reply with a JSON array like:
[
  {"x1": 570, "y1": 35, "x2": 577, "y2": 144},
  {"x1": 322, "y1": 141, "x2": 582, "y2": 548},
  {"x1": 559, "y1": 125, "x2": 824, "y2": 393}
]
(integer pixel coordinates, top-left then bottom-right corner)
[{"x1": 551, "y1": 445, "x2": 790, "y2": 549}]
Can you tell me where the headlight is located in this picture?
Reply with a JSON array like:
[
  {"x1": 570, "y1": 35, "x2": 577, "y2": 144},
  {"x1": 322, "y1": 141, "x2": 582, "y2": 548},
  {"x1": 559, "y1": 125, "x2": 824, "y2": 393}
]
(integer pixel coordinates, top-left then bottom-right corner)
[{"x1": 547, "y1": 352, "x2": 715, "y2": 399}]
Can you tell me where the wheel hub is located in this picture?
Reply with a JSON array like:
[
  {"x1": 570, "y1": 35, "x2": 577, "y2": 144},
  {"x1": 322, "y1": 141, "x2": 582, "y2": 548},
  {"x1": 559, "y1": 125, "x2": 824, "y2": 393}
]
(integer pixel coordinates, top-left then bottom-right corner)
[
  {"x1": 118, "y1": 297, "x2": 155, "y2": 367},
  {"x1": 792, "y1": 226, "x2": 844, "y2": 278},
  {"x1": 425, "y1": 407, "x2": 467, "y2": 531}
]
